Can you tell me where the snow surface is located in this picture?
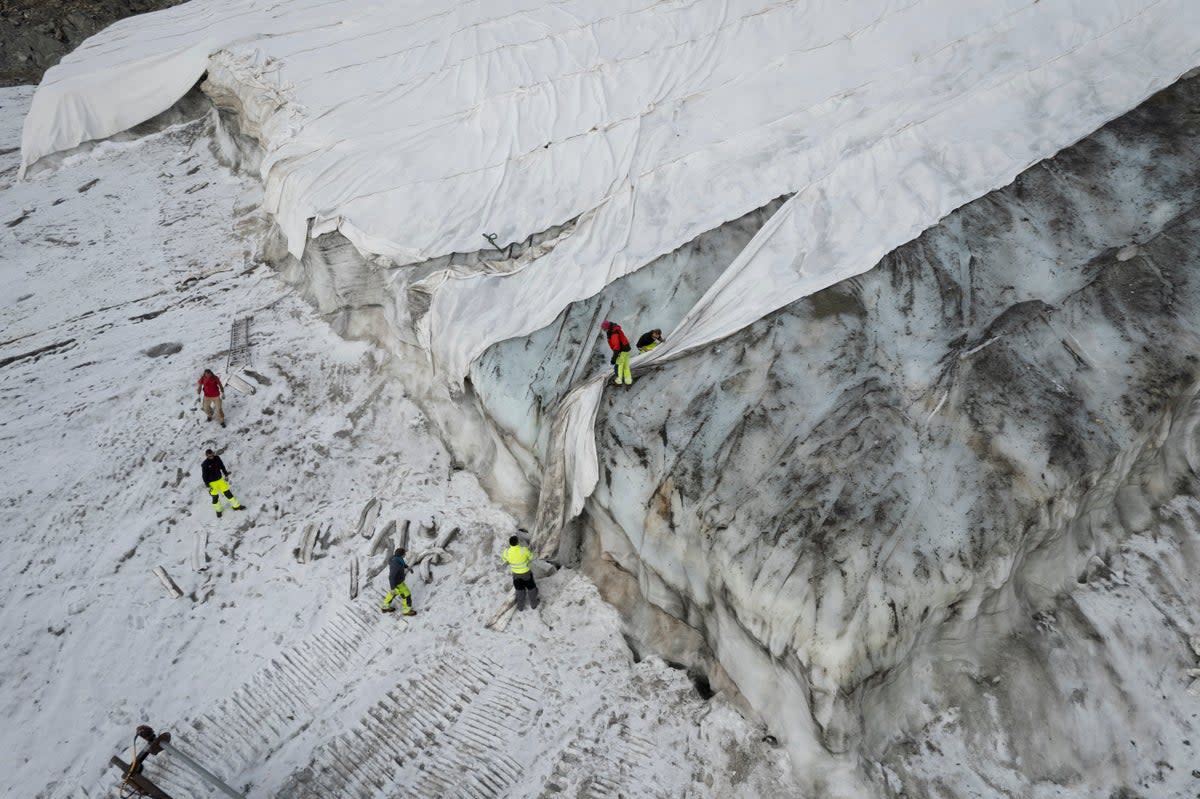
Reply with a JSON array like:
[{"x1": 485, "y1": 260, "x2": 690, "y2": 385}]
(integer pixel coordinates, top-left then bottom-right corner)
[
  {"x1": 0, "y1": 88, "x2": 797, "y2": 798},
  {"x1": 19, "y1": 0, "x2": 1200, "y2": 388}
]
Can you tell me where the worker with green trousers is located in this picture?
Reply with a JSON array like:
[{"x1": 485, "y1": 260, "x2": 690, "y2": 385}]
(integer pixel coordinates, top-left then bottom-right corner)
[
  {"x1": 601, "y1": 320, "x2": 633, "y2": 386},
  {"x1": 502, "y1": 535, "x2": 539, "y2": 610},
  {"x1": 381, "y1": 547, "x2": 416, "y2": 615}
]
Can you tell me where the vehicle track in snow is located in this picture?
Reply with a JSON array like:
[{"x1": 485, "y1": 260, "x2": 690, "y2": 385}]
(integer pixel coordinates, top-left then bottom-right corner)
[
  {"x1": 84, "y1": 602, "x2": 397, "y2": 798},
  {"x1": 539, "y1": 721, "x2": 677, "y2": 799},
  {"x1": 279, "y1": 651, "x2": 539, "y2": 799}
]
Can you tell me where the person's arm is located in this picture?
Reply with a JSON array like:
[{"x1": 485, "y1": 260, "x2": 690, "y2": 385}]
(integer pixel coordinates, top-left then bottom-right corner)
[
  {"x1": 215, "y1": 456, "x2": 228, "y2": 477},
  {"x1": 217, "y1": 376, "x2": 224, "y2": 398}
]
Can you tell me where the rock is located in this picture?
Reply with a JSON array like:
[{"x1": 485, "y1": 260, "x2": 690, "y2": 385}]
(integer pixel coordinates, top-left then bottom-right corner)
[{"x1": 0, "y1": 1, "x2": 185, "y2": 87}]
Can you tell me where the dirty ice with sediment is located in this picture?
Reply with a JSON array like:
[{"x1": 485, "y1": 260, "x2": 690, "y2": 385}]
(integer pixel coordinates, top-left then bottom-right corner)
[{"x1": 7, "y1": 0, "x2": 1200, "y2": 797}]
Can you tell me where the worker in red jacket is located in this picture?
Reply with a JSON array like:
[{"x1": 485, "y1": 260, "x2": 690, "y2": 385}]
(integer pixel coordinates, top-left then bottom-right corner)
[
  {"x1": 196, "y1": 368, "x2": 226, "y2": 427},
  {"x1": 601, "y1": 320, "x2": 633, "y2": 386}
]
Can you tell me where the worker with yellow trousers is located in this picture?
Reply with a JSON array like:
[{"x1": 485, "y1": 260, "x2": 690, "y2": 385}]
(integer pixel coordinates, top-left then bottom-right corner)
[
  {"x1": 502, "y1": 535, "x2": 539, "y2": 610},
  {"x1": 200, "y1": 449, "x2": 246, "y2": 519},
  {"x1": 381, "y1": 547, "x2": 416, "y2": 616},
  {"x1": 601, "y1": 320, "x2": 633, "y2": 386}
]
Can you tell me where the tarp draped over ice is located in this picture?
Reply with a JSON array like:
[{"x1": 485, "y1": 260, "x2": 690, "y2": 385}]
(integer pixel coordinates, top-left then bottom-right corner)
[
  {"x1": 22, "y1": 0, "x2": 1200, "y2": 388},
  {"x1": 532, "y1": 0, "x2": 1200, "y2": 546}
]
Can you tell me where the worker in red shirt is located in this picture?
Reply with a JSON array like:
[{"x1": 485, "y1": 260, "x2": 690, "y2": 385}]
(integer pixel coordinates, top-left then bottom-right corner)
[
  {"x1": 600, "y1": 320, "x2": 633, "y2": 386},
  {"x1": 196, "y1": 368, "x2": 226, "y2": 427}
]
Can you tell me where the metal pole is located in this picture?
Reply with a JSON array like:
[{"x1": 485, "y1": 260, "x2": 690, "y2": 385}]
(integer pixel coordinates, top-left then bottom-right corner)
[
  {"x1": 159, "y1": 741, "x2": 246, "y2": 799},
  {"x1": 108, "y1": 756, "x2": 174, "y2": 799}
]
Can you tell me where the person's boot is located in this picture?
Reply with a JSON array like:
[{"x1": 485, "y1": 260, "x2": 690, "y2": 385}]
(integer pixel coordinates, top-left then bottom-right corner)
[
  {"x1": 215, "y1": 510, "x2": 223, "y2": 518},
  {"x1": 381, "y1": 605, "x2": 396, "y2": 613},
  {"x1": 515, "y1": 589, "x2": 527, "y2": 611},
  {"x1": 233, "y1": 505, "x2": 247, "y2": 511}
]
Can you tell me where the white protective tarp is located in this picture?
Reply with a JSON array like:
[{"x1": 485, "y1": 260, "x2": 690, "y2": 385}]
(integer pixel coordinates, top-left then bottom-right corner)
[
  {"x1": 21, "y1": 0, "x2": 1200, "y2": 389},
  {"x1": 532, "y1": 0, "x2": 1200, "y2": 543}
]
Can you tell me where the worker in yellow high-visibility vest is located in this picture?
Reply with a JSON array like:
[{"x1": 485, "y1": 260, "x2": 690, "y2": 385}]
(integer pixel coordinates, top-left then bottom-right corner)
[{"x1": 502, "y1": 535, "x2": 539, "y2": 610}]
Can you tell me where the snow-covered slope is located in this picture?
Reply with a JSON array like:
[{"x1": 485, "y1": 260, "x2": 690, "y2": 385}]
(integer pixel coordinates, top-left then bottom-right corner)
[
  {"x1": 0, "y1": 88, "x2": 795, "y2": 798},
  {"x1": 19, "y1": 0, "x2": 1200, "y2": 385}
]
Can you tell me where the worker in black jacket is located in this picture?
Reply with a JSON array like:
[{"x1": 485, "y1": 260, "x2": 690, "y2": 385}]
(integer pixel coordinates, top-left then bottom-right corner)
[
  {"x1": 381, "y1": 547, "x2": 416, "y2": 615},
  {"x1": 200, "y1": 449, "x2": 246, "y2": 519}
]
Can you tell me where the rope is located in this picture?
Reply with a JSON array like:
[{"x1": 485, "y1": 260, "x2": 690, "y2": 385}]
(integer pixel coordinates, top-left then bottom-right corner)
[{"x1": 118, "y1": 731, "x2": 142, "y2": 797}]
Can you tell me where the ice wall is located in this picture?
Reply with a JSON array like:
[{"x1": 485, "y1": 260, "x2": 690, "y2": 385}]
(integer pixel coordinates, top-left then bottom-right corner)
[
  {"x1": 179, "y1": 44, "x2": 1200, "y2": 799},
  {"x1": 262, "y1": 74, "x2": 1200, "y2": 795},
  {"x1": 473, "y1": 75, "x2": 1200, "y2": 794}
]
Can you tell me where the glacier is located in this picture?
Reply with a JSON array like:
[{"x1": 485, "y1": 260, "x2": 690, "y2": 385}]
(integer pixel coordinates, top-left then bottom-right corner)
[{"x1": 14, "y1": 0, "x2": 1200, "y2": 796}]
